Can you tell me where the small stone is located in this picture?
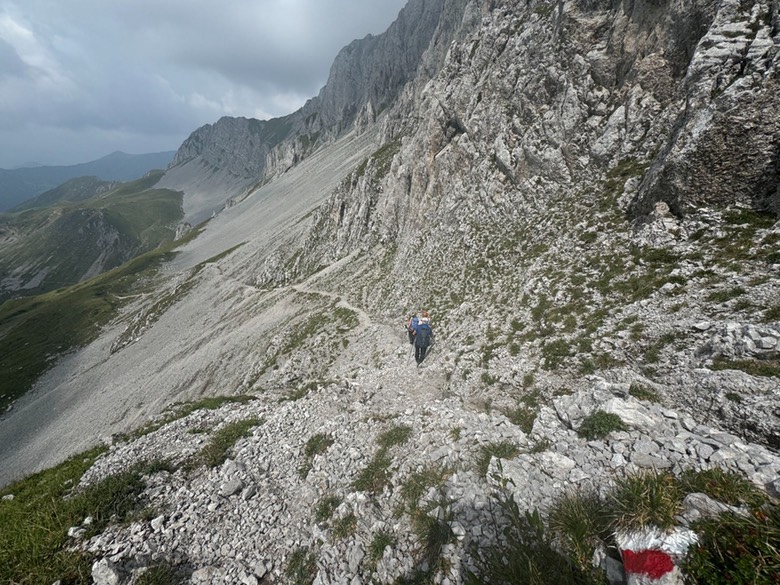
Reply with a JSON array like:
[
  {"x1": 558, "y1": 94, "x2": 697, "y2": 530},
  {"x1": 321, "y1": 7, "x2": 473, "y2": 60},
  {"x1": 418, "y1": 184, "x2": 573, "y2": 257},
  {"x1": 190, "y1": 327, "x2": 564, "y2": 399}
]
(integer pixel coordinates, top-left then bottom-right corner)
[
  {"x1": 68, "y1": 526, "x2": 86, "y2": 539},
  {"x1": 696, "y1": 444, "x2": 714, "y2": 460},
  {"x1": 693, "y1": 321, "x2": 711, "y2": 332},
  {"x1": 219, "y1": 479, "x2": 244, "y2": 497},
  {"x1": 92, "y1": 559, "x2": 121, "y2": 585},
  {"x1": 632, "y1": 453, "x2": 672, "y2": 469},
  {"x1": 151, "y1": 515, "x2": 165, "y2": 532}
]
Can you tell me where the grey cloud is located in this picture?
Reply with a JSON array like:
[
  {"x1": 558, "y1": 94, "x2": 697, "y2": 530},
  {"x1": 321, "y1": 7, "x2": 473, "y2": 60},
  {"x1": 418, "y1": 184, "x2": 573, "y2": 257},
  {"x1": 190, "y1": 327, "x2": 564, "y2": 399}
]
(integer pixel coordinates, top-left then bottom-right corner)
[
  {"x1": 0, "y1": 0, "x2": 407, "y2": 167},
  {"x1": 0, "y1": 38, "x2": 26, "y2": 78}
]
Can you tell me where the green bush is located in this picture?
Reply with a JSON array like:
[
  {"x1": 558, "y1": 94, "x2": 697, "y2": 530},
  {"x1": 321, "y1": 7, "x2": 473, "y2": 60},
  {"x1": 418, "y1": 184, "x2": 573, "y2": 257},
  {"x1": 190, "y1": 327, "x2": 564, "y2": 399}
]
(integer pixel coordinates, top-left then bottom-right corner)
[
  {"x1": 577, "y1": 411, "x2": 627, "y2": 440},
  {"x1": 683, "y1": 505, "x2": 780, "y2": 584},
  {"x1": 610, "y1": 471, "x2": 682, "y2": 531}
]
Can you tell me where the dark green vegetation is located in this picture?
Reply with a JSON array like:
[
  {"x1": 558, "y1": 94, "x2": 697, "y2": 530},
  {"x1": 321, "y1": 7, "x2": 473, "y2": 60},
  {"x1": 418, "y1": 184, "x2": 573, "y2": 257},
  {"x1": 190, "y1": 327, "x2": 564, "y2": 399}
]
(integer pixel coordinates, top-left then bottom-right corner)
[
  {"x1": 285, "y1": 546, "x2": 317, "y2": 585},
  {"x1": 0, "y1": 224, "x2": 213, "y2": 412},
  {"x1": 131, "y1": 395, "x2": 257, "y2": 439},
  {"x1": 711, "y1": 357, "x2": 780, "y2": 378},
  {"x1": 0, "y1": 447, "x2": 167, "y2": 585},
  {"x1": 299, "y1": 432, "x2": 335, "y2": 478},
  {"x1": 0, "y1": 246, "x2": 175, "y2": 411},
  {"x1": 191, "y1": 417, "x2": 264, "y2": 469},
  {"x1": 0, "y1": 173, "x2": 197, "y2": 411},
  {"x1": 577, "y1": 411, "x2": 628, "y2": 440},
  {"x1": 471, "y1": 468, "x2": 778, "y2": 585},
  {"x1": 0, "y1": 171, "x2": 182, "y2": 302},
  {"x1": 476, "y1": 441, "x2": 521, "y2": 477}
]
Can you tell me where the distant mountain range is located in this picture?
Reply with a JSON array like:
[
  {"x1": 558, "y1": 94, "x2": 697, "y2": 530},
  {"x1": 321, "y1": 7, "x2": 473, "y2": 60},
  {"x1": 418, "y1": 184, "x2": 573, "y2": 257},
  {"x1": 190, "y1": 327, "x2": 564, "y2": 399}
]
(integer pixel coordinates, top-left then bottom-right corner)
[{"x1": 0, "y1": 150, "x2": 176, "y2": 212}]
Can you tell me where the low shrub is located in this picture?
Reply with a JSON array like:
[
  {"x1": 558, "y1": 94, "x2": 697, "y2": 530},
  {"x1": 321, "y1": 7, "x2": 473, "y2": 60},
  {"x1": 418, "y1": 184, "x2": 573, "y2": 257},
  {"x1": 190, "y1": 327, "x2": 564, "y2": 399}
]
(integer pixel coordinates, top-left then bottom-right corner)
[
  {"x1": 610, "y1": 471, "x2": 682, "y2": 531},
  {"x1": 577, "y1": 411, "x2": 627, "y2": 440},
  {"x1": 476, "y1": 441, "x2": 520, "y2": 477},
  {"x1": 683, "y1": 505, "x2": 780, "y2": 584}
]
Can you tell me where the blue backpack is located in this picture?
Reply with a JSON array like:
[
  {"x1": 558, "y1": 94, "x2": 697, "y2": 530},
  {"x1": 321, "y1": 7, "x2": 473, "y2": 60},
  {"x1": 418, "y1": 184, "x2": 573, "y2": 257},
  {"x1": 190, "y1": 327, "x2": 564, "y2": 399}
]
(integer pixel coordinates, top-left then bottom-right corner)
[{"x1": 416, "y1": 323, "x2": 433, "y2": 348}]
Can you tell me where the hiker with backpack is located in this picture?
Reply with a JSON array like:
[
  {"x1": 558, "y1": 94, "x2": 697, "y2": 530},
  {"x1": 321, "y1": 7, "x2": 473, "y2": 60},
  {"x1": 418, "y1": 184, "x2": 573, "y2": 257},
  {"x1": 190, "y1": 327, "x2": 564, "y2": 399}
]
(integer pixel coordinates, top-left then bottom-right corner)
[{"x1": 413, "y1": 311, "x2": 434, "y2": 366}]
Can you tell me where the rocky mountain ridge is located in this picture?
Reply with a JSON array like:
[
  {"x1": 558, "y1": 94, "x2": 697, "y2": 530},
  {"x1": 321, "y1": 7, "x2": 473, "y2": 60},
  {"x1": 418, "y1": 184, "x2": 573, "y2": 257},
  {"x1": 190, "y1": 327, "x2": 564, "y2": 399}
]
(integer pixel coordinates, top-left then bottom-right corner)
[
  {"x1": 1, "y1": 0, "x2": 779, "y2": 583},
  {"x1": 0, "y1": 151, "x2": 175, "y2": 212}
]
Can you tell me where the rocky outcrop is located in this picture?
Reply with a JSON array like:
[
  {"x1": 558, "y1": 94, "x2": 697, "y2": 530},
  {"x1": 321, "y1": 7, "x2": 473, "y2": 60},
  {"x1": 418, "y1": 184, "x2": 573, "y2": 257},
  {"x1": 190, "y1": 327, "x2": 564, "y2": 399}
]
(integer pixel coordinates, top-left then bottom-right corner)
[
  {"x1": 629, "y1": 0, "x2": 780, "y2": 217},
  {"x1": 69, "y1": 377, "x2": 780, "y2": 584}
]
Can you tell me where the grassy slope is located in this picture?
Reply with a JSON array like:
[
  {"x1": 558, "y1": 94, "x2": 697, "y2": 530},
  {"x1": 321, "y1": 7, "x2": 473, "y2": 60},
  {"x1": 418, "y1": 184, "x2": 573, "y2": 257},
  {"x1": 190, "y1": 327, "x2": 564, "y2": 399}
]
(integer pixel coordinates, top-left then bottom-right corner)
[
  {"x1": 0, "y1": 171, "x2": 182, "y2": 301},
  {"x1": 0, "y1": 221, "x2": 208, "y2": 413}
]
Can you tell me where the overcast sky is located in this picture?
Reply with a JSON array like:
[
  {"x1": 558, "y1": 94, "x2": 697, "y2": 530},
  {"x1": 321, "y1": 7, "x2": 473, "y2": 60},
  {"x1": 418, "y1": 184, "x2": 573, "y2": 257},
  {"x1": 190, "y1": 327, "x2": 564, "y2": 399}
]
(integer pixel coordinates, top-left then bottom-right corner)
[{"x1": 0, "y1": 0, "x2": 408, "y2": 169}]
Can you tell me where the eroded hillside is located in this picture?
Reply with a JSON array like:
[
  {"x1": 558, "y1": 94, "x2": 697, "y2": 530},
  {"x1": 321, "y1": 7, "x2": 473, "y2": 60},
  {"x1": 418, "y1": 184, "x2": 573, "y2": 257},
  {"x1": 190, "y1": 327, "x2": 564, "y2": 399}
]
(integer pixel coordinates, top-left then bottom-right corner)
[{"x1": 1, "y1": 1, "x2": 779, "y2": 584}]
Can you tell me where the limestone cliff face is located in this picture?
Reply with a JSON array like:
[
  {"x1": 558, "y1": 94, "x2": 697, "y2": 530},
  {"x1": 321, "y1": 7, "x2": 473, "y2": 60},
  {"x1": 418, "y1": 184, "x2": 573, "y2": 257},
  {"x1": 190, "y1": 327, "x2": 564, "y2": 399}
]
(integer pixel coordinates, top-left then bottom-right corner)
[
  {"x1": 162, "y1": 0, "x2": 472, "y2": 222},
  {"x1": 303, "y1": 0, "x2": 779, "y2": 275}
]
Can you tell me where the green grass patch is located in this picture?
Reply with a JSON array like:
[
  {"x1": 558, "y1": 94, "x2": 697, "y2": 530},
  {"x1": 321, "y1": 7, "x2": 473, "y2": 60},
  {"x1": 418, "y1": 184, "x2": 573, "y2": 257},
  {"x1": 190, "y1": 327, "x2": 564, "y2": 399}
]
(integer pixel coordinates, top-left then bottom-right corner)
[
  {"x1": 134, "y1": 562, "x2": 183, "y2": 585},
  {"x1": 401, "y1": 465, "x2": 452, "y2": 515},
  {"x1": 549, "y1": 490, "x2": 612, "y2": 578},
  {"x1": 764, "y1": 305, "x2": 780, "y2": 322},
  {"x1": 706, "y1": 286, "x2": 747, "y2": 303},
  {"x1": 468, "y1": 492, "x2": 587, "y2": 584},
  {"x1": 610, "y1": 471, "x2": 682, "y2": 531},
  {"x1": 577, "y1": 411, "x2": 627, "y2": 440},
  {"x1": 369, "y1": 530, "x2": 395, "y2": 566},
  {"x1": 132, "y1": 395, "x2": 256, "y2": 438},
  {"x1": 352, "y1": 450, "x2": 393, "y2": 494},
  {"x1": 193, "y1": 418, "x2": 264, "y2": 468},
  {"x1": 315, "y1": 495, "x2": 343, "y2": 523},
  {"x1": 285, "y1": 546, "x2": 317, "y2": 585},
  {"x1": 505, "y1": 405, "x2": 537, "y2": 434},
  {"x1": 679, "y1": 467, "x2": 768, "y2": 509},
  {"x1": 476, "y1": 441, "x2": 520, "y2": 477},
  {"x1": 0, "y1": 234, "x2": 193, "y2": 411},
  {"x1": 299, "y1": 433, "x2": 334, "y2": 479},
  {"x1": 683, "y1": 505, "x2": 780, "y2": 583},
  {"x1": 332, "y1": 512, "x2": 358, "y2": 540},
  {"x1": 541, "y1": 338, "x2": 574, "y2": 370},
  {"x1": 0, "y1": 446, "x2": 163, "y2": 584},
  {"x1": 711, "y1": 357, "x2": 780, "y2": 378},
  {"x1": 376, "y1": 424, "x2": 413, "y2": 449},
  {"x1": 628, "y1": 382, "x2": 660, "y2": 403}
]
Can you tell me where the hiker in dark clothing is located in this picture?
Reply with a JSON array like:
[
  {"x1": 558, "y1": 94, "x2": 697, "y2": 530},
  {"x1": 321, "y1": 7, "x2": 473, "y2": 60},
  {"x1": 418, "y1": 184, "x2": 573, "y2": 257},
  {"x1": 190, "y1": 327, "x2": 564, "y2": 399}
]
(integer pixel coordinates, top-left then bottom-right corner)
[{"x1": 414, "y1": 311, "x2": 433, "y2": 365}]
